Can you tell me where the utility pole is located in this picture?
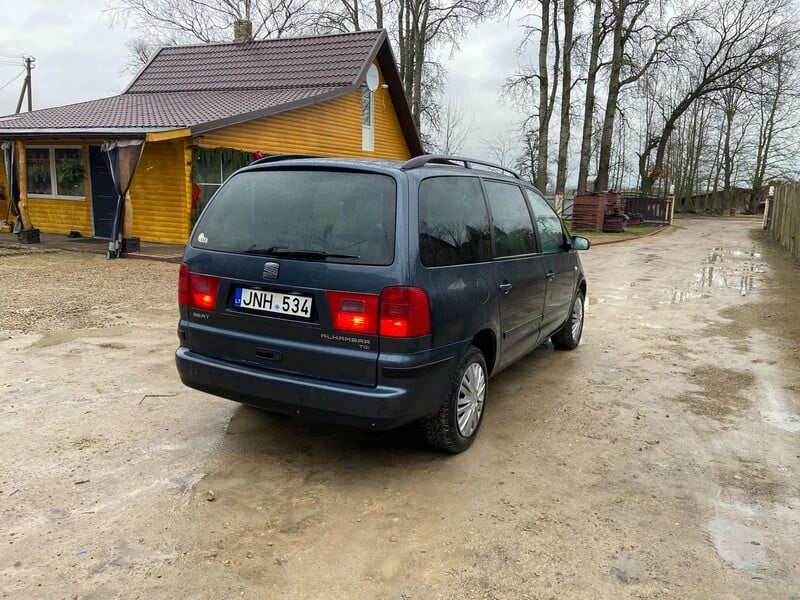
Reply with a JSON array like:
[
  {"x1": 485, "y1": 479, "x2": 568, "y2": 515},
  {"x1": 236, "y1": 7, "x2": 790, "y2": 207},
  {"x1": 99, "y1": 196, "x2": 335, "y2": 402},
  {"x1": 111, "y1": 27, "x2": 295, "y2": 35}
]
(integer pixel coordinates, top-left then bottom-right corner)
[{"x1": 15, "y1": 56, "x2": 35, "y2": 114}]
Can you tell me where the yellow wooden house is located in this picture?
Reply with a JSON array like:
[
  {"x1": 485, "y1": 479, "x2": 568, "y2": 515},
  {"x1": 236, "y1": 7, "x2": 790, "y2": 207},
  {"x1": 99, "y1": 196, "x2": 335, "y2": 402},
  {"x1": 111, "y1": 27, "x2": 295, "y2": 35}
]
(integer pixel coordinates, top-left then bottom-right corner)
[{"x1": 0, "y1": 29, "x2": 422, "y2": 246}]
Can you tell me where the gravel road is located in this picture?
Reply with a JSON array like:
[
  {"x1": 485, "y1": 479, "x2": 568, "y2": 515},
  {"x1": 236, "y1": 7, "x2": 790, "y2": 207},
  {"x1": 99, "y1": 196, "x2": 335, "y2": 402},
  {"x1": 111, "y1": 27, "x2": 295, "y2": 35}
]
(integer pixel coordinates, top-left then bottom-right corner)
[{"x1": 1, "y1": 217, "x2": 798, "y2": 599}]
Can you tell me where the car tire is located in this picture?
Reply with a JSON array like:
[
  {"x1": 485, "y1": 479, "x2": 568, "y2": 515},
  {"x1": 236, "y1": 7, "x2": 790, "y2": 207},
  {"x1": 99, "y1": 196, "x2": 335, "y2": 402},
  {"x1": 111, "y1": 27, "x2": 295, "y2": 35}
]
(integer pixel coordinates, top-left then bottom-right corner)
[
  {"x1": 421, "y1": 345, "x2": 488, "y2": 453},
  {"x1": 552, "y1": 289, "x2": 585, "y2": 350}
]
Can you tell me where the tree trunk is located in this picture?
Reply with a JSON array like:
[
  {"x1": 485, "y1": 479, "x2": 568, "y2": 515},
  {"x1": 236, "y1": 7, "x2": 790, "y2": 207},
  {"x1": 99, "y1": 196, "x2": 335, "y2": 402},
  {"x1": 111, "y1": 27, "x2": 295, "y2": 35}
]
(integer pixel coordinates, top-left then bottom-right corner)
[
  {"x1": 752, "y1": 59, "x2": 782, "y2": 198},
  {"x1": 577, "y1": 0, "x2": 602, "y2": 192},
  {"x1": 555, "y1": 0, "x2": 574, "y2": 196},
  {"x1": 722, "y1": 103, "x2": 734, "y2": 212},
  {"x1": 535, "y1": 0, "x2": 552, "y2": 191},
  {"x1": 594, "y1": 0, "x2": 626, "y2": 192}
]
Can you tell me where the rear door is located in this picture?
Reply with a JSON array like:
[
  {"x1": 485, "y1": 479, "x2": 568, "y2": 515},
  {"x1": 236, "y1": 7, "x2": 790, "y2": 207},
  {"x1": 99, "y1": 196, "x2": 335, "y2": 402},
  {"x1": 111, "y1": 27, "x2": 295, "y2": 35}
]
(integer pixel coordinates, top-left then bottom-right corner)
[
  {"x1": 524, "y1": 188, "x2": 576, "y2": 336},
  {"x1": 483, "y1": 179, "x2": 547, "y2": 370},
  {"x1": 182, "y1": 168, "x2": 401, "y2": 387}
]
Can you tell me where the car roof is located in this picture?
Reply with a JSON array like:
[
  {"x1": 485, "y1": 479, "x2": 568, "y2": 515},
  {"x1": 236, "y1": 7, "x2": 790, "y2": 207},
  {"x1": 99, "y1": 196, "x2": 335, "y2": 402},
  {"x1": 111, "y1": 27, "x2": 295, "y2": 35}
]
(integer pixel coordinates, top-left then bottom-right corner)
[{"x1": 240, "y1": 154, "x2": 527, "y2": 185}]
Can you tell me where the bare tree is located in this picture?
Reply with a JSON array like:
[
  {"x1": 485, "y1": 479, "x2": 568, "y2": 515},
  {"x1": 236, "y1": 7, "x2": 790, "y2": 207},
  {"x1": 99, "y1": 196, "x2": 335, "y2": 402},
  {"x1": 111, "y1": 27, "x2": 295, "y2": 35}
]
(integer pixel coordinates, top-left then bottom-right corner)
[
  {"x1": 122, "y1": 37, "x2": 162, "y2": 73},
  {"x1": 514, "y1": 129, "x2": 539, "y2": 183},
  {"x1": 637, "y1": 0, "x2": 794, "y2": 193},
  {"x1": 505, "y1": 0, "x2": 561, "y2": 192},
  {"x1": 107, "y1": 0, "x2": 321, "y2": 43},
  {"x1": 395, "y1": 0, "x2": 500, "y2": 131},
  {"x1": 594, "y1": 0, "x2": 694, "y2": 191},
  {"x1": 747, "y1": 46, "x2": 800, "y2": 206},
  {"x1": 433, "y1": 99, "x2": 474, "y2": 154},
  {"x1": 576, "y1": 0, "x2": 607, "y2": 192},
  {"x1": 485, "y1": 129, "x2": 522, "y2": 168}
]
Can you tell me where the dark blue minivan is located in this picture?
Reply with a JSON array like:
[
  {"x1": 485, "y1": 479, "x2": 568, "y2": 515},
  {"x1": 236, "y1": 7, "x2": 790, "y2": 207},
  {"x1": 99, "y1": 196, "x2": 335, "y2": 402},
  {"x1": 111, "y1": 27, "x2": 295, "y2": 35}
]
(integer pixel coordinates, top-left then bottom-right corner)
[{"x1": 176, "y1": 155, "x2": 589, "y2": 452}]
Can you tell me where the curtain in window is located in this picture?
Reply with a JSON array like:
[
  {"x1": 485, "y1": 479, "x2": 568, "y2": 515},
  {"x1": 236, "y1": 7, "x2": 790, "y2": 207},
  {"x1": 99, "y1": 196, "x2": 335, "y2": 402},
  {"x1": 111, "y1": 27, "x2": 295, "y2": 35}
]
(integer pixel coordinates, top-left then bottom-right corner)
[
  {"x1": 1, "y1": 141, "x2": 22, "y2": 228},
  {"x1": 102, "y1": 139, "x2": 145, "y2": 259}
]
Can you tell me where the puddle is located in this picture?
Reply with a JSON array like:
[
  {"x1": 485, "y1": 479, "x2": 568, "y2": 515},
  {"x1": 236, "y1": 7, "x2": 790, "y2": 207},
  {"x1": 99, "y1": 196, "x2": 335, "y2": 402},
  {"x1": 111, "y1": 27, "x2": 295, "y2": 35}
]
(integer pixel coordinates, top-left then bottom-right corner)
[
  {"x1": 707, "y1": 516, "x2": 768, "y2": 574},
  {"x1": 666, "y1": 246, "x2": 769, "y2": 304},
  {"x1": 757, "y1": 367, "x2": 800, "y2": 433}
]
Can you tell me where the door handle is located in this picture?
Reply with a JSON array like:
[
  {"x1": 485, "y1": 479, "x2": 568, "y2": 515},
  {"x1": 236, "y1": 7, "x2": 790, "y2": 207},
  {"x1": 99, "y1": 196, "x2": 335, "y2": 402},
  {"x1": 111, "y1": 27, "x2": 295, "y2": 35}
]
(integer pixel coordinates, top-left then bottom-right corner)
[
  {"x1": 546, "y1": 271, "x2": 556, "y2": 281},
  {"x1": 498, "y1": 282, "x2": 513, "y2": 294},
  {"x1": 256, "y1": 348, "x2": 282, "y2": 362}
]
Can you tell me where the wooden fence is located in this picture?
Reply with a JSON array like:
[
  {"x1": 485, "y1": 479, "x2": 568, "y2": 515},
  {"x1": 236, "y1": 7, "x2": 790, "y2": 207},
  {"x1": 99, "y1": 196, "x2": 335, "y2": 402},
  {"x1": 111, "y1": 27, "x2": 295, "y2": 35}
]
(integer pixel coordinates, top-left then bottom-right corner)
[
  {"x1": 620, "y1": 193, "x2": 673, "y2": 224},
  {"x1": 768, "y1": 184, "x2": 800, "y2": 261}
]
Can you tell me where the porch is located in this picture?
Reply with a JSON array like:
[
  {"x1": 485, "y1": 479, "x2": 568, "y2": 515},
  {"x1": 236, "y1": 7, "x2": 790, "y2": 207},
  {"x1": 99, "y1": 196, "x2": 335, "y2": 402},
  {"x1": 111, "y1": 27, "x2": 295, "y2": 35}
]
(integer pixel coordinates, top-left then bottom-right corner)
[{"x1": 0, "y1": 231, "x2": 183, "y2": 262}]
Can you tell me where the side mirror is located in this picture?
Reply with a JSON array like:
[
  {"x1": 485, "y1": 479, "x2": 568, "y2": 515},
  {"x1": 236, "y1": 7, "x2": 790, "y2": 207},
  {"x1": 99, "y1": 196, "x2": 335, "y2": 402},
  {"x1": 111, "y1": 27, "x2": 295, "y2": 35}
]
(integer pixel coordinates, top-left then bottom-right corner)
[{"x1": 571, "y1": 235, "x2": 590, "y2": 251}]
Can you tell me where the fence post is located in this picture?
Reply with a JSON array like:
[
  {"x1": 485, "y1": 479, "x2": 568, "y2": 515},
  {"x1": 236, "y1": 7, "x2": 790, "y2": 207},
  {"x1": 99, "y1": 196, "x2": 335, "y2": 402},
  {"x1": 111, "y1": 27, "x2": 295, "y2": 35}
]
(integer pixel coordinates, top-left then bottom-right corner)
[
  {"x1": 666, "y1": 194, "x2": 675, "y2": 225},
  {"x1": 763, "y1": 185, "x2": 774, "y2": 230}
]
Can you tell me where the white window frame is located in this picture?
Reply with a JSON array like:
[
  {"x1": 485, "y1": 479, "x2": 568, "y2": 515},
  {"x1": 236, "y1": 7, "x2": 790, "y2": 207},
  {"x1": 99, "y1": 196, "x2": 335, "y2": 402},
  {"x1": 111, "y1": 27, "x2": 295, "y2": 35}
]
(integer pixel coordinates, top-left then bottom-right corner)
[
  {"x1": 361, "y1": 87, "x2": 374, "y2": 152},
  {"x1": 195, "y1": 156, "x2": 225, "y2": 200},
  {"x1": 26, "y1": 145, "x2": 86, "y2": 201}
]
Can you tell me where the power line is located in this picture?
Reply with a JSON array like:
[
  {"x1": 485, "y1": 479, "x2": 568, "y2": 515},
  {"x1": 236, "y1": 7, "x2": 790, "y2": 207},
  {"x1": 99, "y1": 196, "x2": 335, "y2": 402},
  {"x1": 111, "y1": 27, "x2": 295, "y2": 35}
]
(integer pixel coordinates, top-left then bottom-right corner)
[{"x1": 0, "y1": 69, "x2": 25, "y2": 92}]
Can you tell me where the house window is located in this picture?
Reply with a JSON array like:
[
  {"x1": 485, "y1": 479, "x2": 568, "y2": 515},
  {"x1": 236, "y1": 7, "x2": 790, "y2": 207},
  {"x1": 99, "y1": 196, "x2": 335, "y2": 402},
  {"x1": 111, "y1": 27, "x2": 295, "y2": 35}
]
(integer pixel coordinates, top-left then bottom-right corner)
[
  {"x1": 25, "y1": 146, "x2": 86, "y2": 199},
  {"x1": 361, "y1": 87, "x2": 374, "y2": 152},
  {"x1": 191, "y1": 148, "x2": 256, "y2": 221}
]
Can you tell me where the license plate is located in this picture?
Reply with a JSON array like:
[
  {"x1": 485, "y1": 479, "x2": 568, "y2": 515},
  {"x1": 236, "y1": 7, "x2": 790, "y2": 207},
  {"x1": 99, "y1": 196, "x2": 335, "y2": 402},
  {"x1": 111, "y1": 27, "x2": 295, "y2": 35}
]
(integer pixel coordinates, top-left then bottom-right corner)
[{"x1": 233, "y1": 287, "x2": 312, "y2": 318}]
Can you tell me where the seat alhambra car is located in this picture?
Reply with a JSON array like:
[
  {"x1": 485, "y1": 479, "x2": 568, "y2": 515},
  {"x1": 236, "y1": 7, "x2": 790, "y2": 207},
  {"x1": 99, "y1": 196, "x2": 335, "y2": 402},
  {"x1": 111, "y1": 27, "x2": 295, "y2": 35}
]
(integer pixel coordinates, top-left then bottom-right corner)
[{"x1": 176, "y1": 155, "x2": 590, "y2": 452}]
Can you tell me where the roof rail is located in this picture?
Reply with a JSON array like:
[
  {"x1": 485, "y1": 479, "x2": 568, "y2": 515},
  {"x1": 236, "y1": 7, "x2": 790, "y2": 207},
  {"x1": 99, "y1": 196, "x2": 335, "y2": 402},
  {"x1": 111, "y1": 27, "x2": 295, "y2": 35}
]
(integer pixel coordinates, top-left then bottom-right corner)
[
  {"x1": 401, "y1": 154, "x2": 523, "y2": 180},
  {"x1": 250, "y1": 154, "x2": 319, "y2": 166}
]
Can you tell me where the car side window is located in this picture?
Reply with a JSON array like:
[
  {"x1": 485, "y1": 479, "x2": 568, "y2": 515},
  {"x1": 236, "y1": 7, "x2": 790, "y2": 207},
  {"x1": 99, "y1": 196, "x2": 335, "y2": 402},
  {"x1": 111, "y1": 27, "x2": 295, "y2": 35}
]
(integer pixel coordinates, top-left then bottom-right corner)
[
  {"x1": 418, "y1": 176, "x2": 492, "y2": 267},
  {"x1": 525, "y1": 188, "x2": 567, "y2": 254},
  {"x1": 483, "y1": 180, "x2": 537, "y2": 258}
]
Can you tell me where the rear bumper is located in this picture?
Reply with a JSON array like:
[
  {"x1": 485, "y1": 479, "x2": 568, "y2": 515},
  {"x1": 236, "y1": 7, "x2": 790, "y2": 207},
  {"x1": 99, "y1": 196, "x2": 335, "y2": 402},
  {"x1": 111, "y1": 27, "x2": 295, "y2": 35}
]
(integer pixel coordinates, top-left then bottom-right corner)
[{"x1": 175, "y1": 347, "x2": 456, "y2": 429}]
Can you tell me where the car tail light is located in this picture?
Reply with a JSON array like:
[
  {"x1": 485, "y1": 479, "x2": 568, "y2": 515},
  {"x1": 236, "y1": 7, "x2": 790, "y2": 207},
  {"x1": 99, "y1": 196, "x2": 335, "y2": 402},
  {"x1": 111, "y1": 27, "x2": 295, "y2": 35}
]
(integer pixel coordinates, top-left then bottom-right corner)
[
  {"x1": 178, "y1": 262, "x2": 220, "y2": 311},
  {"x1": 178, "y1": 263, "x2": 190, "y2": 307},
  {"x1": 379, "y1": 287, "x2": 430, "y2": 337},
  {"x1": 327, "y1": 291, "x2": 379, "y2": 334}
]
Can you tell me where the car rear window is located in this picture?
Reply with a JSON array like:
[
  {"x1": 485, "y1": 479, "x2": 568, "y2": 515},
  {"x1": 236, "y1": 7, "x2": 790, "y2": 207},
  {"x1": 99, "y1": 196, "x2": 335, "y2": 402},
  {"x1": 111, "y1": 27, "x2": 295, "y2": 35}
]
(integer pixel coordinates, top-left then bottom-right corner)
[{"x1": 192, "y1": 169, "x2": 397, "y2": 265}]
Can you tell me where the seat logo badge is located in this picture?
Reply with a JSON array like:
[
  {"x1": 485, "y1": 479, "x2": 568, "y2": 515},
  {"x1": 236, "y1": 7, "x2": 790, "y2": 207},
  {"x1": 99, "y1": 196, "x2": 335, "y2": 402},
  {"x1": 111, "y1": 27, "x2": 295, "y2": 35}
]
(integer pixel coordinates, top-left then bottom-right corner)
[{"x1": 262, "y1": 262, "x2": 279, "y2": 280}]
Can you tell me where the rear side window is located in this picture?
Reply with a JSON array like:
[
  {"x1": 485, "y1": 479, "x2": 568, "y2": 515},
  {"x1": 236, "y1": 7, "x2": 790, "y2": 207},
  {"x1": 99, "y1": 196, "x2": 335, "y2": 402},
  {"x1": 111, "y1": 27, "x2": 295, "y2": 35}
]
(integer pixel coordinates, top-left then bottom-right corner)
[
  {"x1": 193, "y1": 170, "x2": 396, "y2": 265},
  {"x1": 483, "y1": 180, "x2": 537, "y2": 257},
  {"x1": 418, "y1": 177, "x2": 491, "y2": 267},
  {"x1": 525, "y1": 188, "x2": 567, "y2": 253}
]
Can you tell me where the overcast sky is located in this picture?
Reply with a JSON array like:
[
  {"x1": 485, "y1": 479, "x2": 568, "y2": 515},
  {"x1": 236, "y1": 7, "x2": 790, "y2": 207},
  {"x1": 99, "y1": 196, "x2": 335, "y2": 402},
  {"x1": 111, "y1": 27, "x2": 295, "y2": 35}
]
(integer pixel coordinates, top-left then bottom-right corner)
[{"x1": 0, "y1": 0, "x2": 528, "y2": 160}]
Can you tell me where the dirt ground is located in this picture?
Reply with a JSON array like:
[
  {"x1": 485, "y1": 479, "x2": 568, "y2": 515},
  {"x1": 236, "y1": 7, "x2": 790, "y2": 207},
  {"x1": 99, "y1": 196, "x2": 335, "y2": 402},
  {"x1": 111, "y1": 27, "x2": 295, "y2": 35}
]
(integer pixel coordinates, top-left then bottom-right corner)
[{"x1": 1, "y1": 217, "x2": 798, "y2": 599}]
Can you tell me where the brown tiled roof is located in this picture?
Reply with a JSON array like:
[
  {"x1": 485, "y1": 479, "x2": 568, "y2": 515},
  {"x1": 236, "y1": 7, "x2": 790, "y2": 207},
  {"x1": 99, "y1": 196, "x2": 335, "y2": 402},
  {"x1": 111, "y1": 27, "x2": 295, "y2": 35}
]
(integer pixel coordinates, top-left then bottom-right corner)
[
  {"x1": 0, "y1": 88, "x2": 339, "y2": 131},
  {"x1": 126, "y1": 31, "x2": 381, "y2": 93},
  {"x1": 0, "y1": 29, "x2": 423, "y2": 154}
]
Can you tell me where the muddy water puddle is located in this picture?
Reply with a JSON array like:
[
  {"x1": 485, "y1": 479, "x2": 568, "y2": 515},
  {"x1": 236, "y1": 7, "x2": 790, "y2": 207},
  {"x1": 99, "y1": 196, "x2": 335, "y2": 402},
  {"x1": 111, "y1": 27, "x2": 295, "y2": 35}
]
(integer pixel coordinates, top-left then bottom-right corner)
[
  {"x1": 707, "y1": 515, "x2": 769, "y2": 574},
  {"x1": 667, "y1": 245, "x2": 769, "y2": 304}
]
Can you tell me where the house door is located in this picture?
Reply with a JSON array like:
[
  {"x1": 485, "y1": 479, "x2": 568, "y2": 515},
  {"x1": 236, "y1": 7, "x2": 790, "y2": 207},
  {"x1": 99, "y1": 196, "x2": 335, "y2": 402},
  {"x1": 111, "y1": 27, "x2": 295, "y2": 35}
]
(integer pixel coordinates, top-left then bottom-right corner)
[{"x1": 89, "y1": 145, "x2": 117, "y2": 238}]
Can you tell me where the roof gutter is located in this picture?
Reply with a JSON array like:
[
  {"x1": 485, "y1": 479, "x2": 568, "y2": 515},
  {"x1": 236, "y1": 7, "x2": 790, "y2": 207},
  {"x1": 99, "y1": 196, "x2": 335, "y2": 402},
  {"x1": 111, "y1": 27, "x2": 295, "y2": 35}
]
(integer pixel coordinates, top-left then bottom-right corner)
[{"x1": 0, "y1": 128, "x2": 171, "y2": 140}]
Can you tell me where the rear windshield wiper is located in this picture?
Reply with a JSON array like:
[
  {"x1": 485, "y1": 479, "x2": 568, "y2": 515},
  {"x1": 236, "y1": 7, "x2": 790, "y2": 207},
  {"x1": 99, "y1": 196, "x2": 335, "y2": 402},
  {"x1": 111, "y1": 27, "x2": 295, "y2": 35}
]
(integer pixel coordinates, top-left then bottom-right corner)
[{"x1": 242, "y1": 246, "x2": 360, "y2": 260}]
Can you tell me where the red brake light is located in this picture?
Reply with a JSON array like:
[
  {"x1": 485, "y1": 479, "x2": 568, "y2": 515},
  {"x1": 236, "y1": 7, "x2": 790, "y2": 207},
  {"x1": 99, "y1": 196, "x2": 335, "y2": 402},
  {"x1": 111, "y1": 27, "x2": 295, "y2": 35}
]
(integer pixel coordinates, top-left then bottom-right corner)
[
  {"x1": 178, "y1": 263, "x2": 220, "y2": 311},
  {"x1": 379, "y1": 287, "x2": 430, "y2": 337},
  {"x1": 191, "y1": 274, "x2": 220, "y2": 310},
  {"x1": 327, "y1": 291, "x2": 379, "y2": 334}
]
